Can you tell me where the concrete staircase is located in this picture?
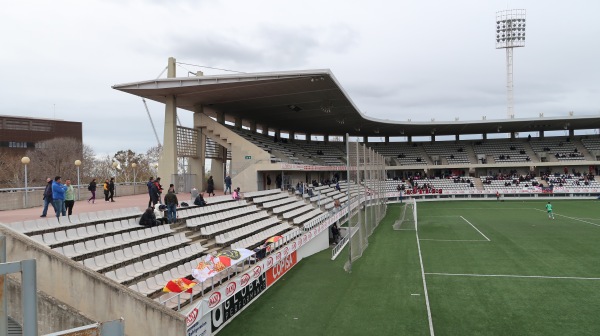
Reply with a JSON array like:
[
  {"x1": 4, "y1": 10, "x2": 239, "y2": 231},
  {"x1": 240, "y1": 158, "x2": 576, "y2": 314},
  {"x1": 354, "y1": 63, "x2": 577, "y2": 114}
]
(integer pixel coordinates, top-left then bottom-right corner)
[
  {"x1": 573, "y1": 139, "x2": 594, "y2": 160},
  {"x1": 472, "y1": 177, "x2": 485, "y2": 191},
  {"x1": 465, "y1": 143, "x2": 479, "y2": 164},
  {"x1": 523, "y1": 142, "x2": 540, "y2": 163}
]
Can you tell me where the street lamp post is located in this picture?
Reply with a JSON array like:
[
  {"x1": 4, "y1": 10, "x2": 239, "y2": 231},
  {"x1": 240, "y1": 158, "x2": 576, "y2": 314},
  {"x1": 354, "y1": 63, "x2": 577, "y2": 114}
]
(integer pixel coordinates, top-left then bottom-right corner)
[
  {"x1": 112, "y1": 162, "x2": 119, "y2": 197},
  {"x1": 74, "y1": 160, "x2": 82, "y2": 201},
  {"x1": 132, "y1": 162, "x2": 137, "y2": 194},
  {"x1": 21, "y1": 156, "x2": 30, "y2": 207}
]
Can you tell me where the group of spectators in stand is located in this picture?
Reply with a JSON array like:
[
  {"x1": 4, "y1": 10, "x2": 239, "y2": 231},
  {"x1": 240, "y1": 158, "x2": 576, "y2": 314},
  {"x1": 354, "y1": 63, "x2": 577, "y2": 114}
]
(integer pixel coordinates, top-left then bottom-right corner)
[
  {"x1": 541, "y1": 171, "x2": 595, "y2": 187},
  {"x1": 555, "y1": 150, "x2": 583, "y2": 159},
  {"x1": 40, "y1": 176, "x2": 76, "y2": 220},
  {"x1": 482, "y1": 171, "x2": 539, "y2": 188},
  {"x1": 140, "y1": 177, "x2": 180, "y2": 227}
]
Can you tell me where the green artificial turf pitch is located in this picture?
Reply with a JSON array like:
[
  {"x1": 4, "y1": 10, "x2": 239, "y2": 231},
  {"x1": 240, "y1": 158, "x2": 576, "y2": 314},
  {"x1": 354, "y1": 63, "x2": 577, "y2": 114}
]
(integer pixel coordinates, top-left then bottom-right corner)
[{"x1": 219, "y1": 200, "x2": 600, "y2": 336}]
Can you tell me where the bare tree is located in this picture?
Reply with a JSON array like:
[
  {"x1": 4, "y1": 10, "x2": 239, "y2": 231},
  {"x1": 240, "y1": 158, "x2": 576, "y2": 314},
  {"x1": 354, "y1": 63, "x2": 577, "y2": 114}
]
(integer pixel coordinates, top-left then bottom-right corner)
[
  {"x1": 0, "y1": 151, "x2": 25, "y2": 188},
  {"x1": 25, "y1": 137, "x2": 83, "y2": 184}
]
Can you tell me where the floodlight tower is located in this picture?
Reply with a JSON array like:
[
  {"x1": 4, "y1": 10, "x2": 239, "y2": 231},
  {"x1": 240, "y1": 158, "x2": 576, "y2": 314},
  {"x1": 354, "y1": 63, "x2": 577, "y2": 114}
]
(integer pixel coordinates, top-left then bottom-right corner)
[{"x1": 496, "y1": 9, "x2": 526, "y2": 119}]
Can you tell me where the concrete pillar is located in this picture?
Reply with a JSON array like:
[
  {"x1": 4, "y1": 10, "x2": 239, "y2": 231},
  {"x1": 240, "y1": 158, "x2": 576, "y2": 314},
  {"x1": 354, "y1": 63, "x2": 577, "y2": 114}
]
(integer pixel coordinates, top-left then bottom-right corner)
[
  {"x1": 483, "y1": 133, "x2": 487, "y2": 140},
  {"x1": 275, "y1": 129, "x2": 281, "y2": 140},
  {"x1": 364, "y1": 136, "x2": 369, "y2": 143},
  {"x1": 250, "y1": 120, "x2": 257, "y2": 133},
  {"x1": 234, "y1": 117, "x2": 242, "y2": 130},
  {"x1": 158, "y1": 57, "x2": 178, "y2": 185},
  {"x1": 210, "y1": 156, "x2": 225, "y2": 192},
  {"x1": 431, "y1": 135, "x2": 435, "y2": 142},
  {"x1": 189, "y1": 106, "x2": 206, "y2": 191},
  {"x1": 262, "y1": 126, "x2": 269, "y2": 135},
  {"x1": 324, "y1": 135, "x2": 329, "y2": 144},
  {"x1": 455, "y1": 134, "x2": 459, "y2": 141},
  {"x1": 290, "y1": 131, "x2": 295, "y2": 142},
  {"x1": 216, "y1": 112, "x2": 225, "y2": 125},
  {"x1": 306, "y1": 133, "x2": 311, "y2": 143},
  {"x1": 385, "y1": 136, "x2": 389, "y2": 144},
  {"x1": 407, "y1": 136, "x2": 412, "y2": 144},
  {"x1": 569, "y1": 129, "x2": 574, "y2": 137},
  {"x1": 540, "y1": 130, "x2": 545, "y2": 138},
  {"x1": 510, "y1": 132, "x2": 516, "y2": 140}
]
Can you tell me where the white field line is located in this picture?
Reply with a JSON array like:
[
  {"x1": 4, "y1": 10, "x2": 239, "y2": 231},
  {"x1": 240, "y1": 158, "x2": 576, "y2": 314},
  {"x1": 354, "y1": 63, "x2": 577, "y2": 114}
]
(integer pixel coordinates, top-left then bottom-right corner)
[
  {"x1": 425, "y1": 272, "x2": 600, "y2": 281},
  {"x1": 415, "y1": 213, "x2": 435, "y2": 336},
  {"x1": 419, "y1": 239, "x2": 488, "y2": 242},
  {"x1": 397, "y1": 229, "x2": 416, "y2": 231},
  {"x1": 460, "y1": 216, "x2": 491, "y2": 241},
  {"x1": 439, "y1": 208, "x2": 532, "y2": 210},
  {"x1": 533, "y1": 209, "x2": 600, "y2": 227}
]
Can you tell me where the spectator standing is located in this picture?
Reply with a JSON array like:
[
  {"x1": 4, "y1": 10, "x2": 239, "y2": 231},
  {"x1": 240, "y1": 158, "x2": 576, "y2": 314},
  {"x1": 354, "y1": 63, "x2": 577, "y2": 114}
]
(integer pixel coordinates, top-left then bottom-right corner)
[
  {"x1": 224, "y1": 175, "x2": 232, "y2": 194},
  {"x1": 64, "y1": 179, "x2": 75, "y2": 217},
  {"x1": 164, "y1": 188, "x2": 179, "y2": 224},
  {"x1": 108, "y1": 177, "x2": 115, "y2": 202},
  {"x1": 154, "y1": 177, "x2": 163, "y2": 203},
  {"x1": 150, "y1": 179, "x2": 160, "y2": 206},
  {"x1": 87, "y1": 178, "x2": 97, "y2": 204},
  {"x1": 51, "y1": 176, "x2": 67, "y2": 219},
  {"x1": 276, "y1": 174, "x2": 282, "y2": 189},
  {"x1": 103, "y1": 179, "x2": 110, "y2": 202},
  {"x1": 266, "y1": 175, "x2": 271, "y2": 190},
  {"x1": 40, "y1": 177, "x2": 55, "y2": 217},
  {"x1": 206, "y1": 176, "x2": 215, "y2": 196},
  {"x1": 146, "y1": 177, "x2": 154, "y2": 207}
]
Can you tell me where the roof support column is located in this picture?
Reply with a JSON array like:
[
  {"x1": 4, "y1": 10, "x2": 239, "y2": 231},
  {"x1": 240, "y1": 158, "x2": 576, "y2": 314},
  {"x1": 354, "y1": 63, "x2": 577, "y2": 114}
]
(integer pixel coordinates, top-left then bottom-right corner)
[
  {"x1": 540, "y1": 130, "x2": 544, "y2": 138},
  {"x1": 324, "y1": 135, "x2": 329, "y2": 144},
  {"x1": 250, "y1": 120, "x2": 257, "y2": 133},
  {"x1": 510, "y1": 132, "x2": 516, "y2": 140},
  {"x1": 216, "y1": 112, "x2": 225, "y2": 125},
  {"x1": 306, "y1": 133, "x2": 311, "y2": 143},
  {"x1": 190, "y1": 105, "x2": 206, "y2": 192},
  {"x1": 455, "y1": 134, "x2": 459, "y2": 141},
  {"x1": 289, "y1": 131, "x2": 295, "y2": 143},
  {"x1": 385, "y1": 136, "x2": 389, "y2": 144},
  {"x1": 262, "y1": 126, "x2": 268, "y2": 135},
  {"x1": 364, "y1": 136, "x2": 369, "y2": 143},
  {"x1": 407, "y1": 136, "x2": 412, "y2": 144},
  {"x1": 569, "y1": 129, "x2": 574, "y2": 137},
  {"x1": 431, "y1": 135, "x2": 435, "y2": 142},
  {"x1": 234, "y1": 117, "x2": 242, "y2": 130},
  {"x1": 483, "y1": 133, "x2": 487, "y2": 140},
  {"x1": 158, "y1": 57, "x2": 178, "y2": 186}
]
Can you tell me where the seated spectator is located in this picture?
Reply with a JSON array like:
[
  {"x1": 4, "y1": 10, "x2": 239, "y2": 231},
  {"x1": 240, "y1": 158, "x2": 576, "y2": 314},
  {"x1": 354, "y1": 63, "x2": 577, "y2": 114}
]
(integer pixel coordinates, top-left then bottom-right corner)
[
  {"x1": 232, "y1": 187, "x2": 242, "y2": 200},
  {"x1": 139, "y1": 207, "x2": 161, "y2": 227},
  {"x1": 194, "y1": 193, "x2": 207, "y2": 206}
]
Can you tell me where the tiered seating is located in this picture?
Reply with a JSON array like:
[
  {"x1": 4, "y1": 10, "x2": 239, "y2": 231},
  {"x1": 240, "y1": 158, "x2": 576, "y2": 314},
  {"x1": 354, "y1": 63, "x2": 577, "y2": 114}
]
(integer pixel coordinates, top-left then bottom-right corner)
[
  {"x1": 31, "y1": 218, "x2": 142, "y2": 247},
  {"x1": 229, "y1": 223, "x2": 292, "y2": 249},
  {"x1": 473, "y1": 140, "x2": 529, "y2": 163},
  {"x1": 52, "y1": 228, "x2": 184, "y2": 260},
  {"x1": 300, "y1": 143, "x2": 346, "y2": 166},
  {"x1": 215, "y1": 218, "x2": 282, "y2": 246},
  {"x1": 231, "y1": 128, "x2": 319, "y2": 165},
  {"x1": 185, "y1": 205, "x2": 260, "y2": 229},
  {"x1": 178, "y1": 200, "x2": 246, "y2": 220},
  {"x1": 423, "y1": 143, "x2": 470, "y2": 164},
  {"x1": 546, "y1": 175, "x2": 600, "y2": 188},
  {"x1": 369, "y1": 143, "x2": 426, "y2": 165},
  {"x1": 199, "y1": 211, "x2": 271, "y2": 236},
  {"x1": 8, "y1": 207, "x2": 141, "y2": 235},
  {"x1": 414, "y1": 177, "x2": 475, "y2": 191},
  {"x1": 582, "y1": 138, "x2": 600, "y2": 157},
  {"x1": 129, "y1": 256, "x2": 206, "y2": 297},
  {"x1": 243, "y1": 189, "x2": 282, "y2": 199},
  {"x1": 480, "y1": 176, "x2": 539, "y2": 190},
  {"x1": 530, "y1": 138, "x2": 584, "y2": 161}
]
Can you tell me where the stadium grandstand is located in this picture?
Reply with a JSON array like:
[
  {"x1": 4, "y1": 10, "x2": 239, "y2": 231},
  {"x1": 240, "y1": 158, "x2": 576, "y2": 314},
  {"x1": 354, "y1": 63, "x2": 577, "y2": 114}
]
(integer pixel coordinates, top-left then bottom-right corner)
[{"x1": 2, "y1": 58, "x2": 600, "y2": 335}]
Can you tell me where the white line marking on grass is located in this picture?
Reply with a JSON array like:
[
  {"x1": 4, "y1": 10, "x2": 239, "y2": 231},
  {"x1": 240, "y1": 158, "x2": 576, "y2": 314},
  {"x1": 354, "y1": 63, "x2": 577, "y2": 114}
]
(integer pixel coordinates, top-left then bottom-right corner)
[
  {"x1": 533, "y1": 209, "x2": 600, "y2": 227},
  {"x1": 419, "y1": 239, "x2": 488, "y2": 242},
  {"x1": 416, "y1": 214, "x2": 435, "y2": 336},
  {"x1": 425, "y1": 272, "x2": 600, "y2": 281},
  {"x1": 460, "y1": 216, "x2": 491, "y2": 241}
]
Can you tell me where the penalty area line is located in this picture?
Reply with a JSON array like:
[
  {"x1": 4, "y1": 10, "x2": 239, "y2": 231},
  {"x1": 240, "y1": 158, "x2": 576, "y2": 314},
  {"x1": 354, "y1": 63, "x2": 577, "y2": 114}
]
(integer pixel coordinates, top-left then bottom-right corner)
[
  {"x1": 533, "y1": 209, "x2": 600, "y2": 227},
  {"x1": 425, "y1": 272, "x2": 600, "y2": 281},
  {"x1": 460, "y1": 216, "x2": 490, "y2": 241}
]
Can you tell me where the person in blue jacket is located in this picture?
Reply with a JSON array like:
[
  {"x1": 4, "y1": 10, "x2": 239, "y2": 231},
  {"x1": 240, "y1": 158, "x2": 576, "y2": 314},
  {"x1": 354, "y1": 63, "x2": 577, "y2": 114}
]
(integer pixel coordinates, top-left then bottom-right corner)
[{"x1": 51, "y1": 176, "x2": 67, "y2": 219}]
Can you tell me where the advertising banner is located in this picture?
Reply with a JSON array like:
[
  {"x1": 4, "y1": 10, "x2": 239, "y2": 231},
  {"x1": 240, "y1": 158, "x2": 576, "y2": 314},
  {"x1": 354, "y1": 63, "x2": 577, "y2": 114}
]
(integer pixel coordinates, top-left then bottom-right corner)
[
  {"x1": 210, "y1": 273, "x2": 267, "y2": 333},
  {"x1": 266, "y1": 251, "x2": 297, "y2": 287}
]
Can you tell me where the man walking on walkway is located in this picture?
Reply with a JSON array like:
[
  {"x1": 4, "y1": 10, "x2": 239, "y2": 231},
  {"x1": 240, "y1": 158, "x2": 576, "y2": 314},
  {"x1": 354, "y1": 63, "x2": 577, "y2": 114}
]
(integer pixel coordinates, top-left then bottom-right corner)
[
  {"x1": 224, "y1": 175, "x2": 232, "y2": 194},
  {"x1": 108, "y1": 177, "x2": 116, "y2": 202},
  {"x1": 41, "y1": 177, "x2": 55, "y2": 217},
  {"x1": 51, "y1": 176, "x2": 67, "y2": 219}
]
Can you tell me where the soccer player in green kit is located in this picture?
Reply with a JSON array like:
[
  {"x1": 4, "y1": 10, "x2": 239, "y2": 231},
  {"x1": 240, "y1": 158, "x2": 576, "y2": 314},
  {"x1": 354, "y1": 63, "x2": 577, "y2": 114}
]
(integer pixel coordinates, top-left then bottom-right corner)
[{"x1": 546, "y1": 202, "x2": 555, "y2": 220}]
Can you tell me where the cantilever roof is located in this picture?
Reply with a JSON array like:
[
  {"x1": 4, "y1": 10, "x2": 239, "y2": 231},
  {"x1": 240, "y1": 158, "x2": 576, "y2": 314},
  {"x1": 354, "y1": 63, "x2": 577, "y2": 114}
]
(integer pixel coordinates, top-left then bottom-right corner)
[{"x1": 113, "y1": 70, "x2": 600, "y2": 137}]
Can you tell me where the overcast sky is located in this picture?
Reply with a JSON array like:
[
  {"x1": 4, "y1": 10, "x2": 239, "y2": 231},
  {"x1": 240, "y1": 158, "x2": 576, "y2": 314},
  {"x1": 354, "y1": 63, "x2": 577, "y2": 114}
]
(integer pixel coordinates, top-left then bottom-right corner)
[{"x1": 2, "y1": 0, "x2": 599, "y2": 155}]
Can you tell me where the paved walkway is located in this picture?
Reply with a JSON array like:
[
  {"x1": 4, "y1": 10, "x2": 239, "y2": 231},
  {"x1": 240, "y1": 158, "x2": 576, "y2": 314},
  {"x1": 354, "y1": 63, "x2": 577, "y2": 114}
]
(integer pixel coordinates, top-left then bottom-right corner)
[{"x1": 0, "y1": 190, "x2": 225, "y2": 224}]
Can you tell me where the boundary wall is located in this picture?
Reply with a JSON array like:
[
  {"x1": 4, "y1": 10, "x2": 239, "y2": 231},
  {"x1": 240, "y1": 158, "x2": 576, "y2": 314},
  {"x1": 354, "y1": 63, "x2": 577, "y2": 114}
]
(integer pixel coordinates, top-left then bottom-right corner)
[{"x1": 0, "y1": 226, "x2": 186, "y2": 336}]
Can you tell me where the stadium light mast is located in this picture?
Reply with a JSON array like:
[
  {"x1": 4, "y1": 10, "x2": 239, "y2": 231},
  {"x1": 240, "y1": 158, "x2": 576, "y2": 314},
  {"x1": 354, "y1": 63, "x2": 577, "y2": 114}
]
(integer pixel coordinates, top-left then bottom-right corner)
[{"x1": 496, "y1": 9, "x2": 526, "y2": 119}]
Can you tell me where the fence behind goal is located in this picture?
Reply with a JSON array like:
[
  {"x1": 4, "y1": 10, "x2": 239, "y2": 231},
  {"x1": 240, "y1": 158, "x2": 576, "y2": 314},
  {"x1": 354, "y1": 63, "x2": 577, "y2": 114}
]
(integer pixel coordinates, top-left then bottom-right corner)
[{"x1": 341, "y1": 136, "x2": 388, "y2": 272}]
